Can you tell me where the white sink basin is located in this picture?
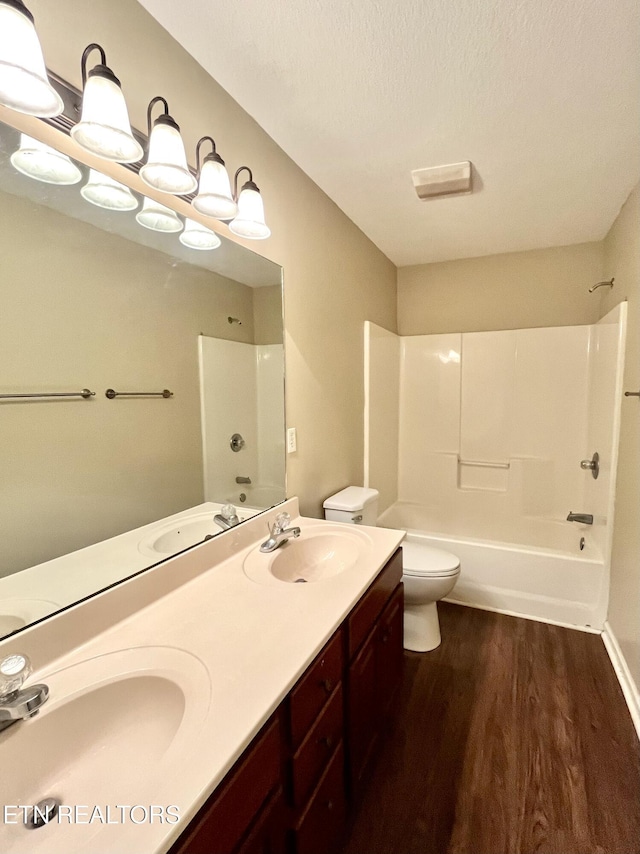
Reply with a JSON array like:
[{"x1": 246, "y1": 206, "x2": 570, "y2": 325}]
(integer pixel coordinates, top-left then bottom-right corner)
[
  {"x1": 138, "y1": 511, "x2": 251, "y2": 557},
  {"x1": 0, "y1": 646, "x2": 211, "y2": 853},
  {"x1": 243, "y1": 524, "x2": 373, "y2": 585}
]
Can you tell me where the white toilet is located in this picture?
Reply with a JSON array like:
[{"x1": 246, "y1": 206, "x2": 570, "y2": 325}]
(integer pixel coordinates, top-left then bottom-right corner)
[{"x1": 322, "y1": 487, "x2": 461, "y2": 653}]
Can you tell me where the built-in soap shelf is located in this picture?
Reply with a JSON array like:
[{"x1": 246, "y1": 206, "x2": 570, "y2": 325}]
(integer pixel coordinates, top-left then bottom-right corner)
[{"x1": 457, "y1": 456, "x2": 510, "y2": 492}]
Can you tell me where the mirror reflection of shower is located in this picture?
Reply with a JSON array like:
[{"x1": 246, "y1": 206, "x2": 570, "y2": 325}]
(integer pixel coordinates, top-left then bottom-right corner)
[
  {"x1": 588, "y1": 278, "x2": 614, "y2": 293},
  {"x1": 199, "y1": 334, "x2": 286, "y2": 511}
]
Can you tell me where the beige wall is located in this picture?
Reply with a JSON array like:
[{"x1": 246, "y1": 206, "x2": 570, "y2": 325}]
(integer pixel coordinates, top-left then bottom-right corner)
[
  {"x1": 25, "y1": 0, "x2": 397, "y2": 518},
  {"x1": 0, "y1": 189, "x2": 262, "y2": 576},
  {"x1": 253, "y1": 286, "x2": 284, "y2": 346},
  {"x1": 599, "y1": 184, "x2": 640, "y2": 691},
  {"x1": 397, "y1": 242, "x2": 604, "y2": 335}
]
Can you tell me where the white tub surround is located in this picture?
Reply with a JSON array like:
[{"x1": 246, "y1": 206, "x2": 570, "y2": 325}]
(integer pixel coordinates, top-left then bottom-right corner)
[
  {"x1": 367, "y1": 304, "x2": 627, "y2": 630},
  {"x1": 0, "y1": 499, "x2": 404, "y2": 854}
]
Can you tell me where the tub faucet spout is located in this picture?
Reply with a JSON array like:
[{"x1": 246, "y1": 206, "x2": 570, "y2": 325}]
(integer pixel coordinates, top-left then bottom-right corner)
[{"x1": 567, "y1": 511, "x2": 593, "y2": 525}]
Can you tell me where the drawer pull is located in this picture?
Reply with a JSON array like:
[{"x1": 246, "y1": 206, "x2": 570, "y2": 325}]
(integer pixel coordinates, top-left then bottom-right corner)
[
  {"x1": 319, "y1": 735, "x2": 334, "y2": 750},
  {"x1": 321, "y1": 678, "x2": 334, "y2": 694},
  {"x1": 327, "y1": 800, "x2": 334, "y2": 812}
]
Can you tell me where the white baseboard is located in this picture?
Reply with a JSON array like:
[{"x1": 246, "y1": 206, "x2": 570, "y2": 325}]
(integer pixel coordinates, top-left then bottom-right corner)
[
  {"x1": 602, "y1": 621, "x2": 640, "y2": 742},
  {"x1": 442, "y1": 596, "x2": 600, "y2": 634}
]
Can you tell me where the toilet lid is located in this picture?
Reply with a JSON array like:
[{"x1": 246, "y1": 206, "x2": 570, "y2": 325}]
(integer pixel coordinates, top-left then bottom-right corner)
[{"x1": 402, "y1": 544, "x2": 460, "y2": 577}]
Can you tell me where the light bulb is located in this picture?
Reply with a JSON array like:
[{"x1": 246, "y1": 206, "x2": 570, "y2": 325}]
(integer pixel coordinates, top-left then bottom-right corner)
[
  {"x1": 179, "y1": 219, "x2": 221, "y2": 251},
  {"x1": 11, "y1": 134, "x2": 81, "y2": 185},
  {"x1": 193, "y1": 156, "x2": 237, "y2": 219},
  {"x1": 81, "y1": 169, "x2": 138, "y2": 211},
  {"x1": 135, "y1": 197, "x2": 183, "y2": 233},
  {"x1": 229, "y1": 184, "x2": 270, "y2": 240},
  {"x1": 71, "y1": 46, "x2": 142, "y2": 164},
  {"x1": 140, "y1": 116, "x2": 197, "y2": 196},
  {"x1": 0, "y1": 1, "x2": 62, "y2": 117}
]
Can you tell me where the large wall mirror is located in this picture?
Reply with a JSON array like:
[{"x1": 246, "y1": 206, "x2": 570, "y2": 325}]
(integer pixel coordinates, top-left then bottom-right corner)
[{"x1": 0, "y1": 118, "x2": 285, "y2": 641}]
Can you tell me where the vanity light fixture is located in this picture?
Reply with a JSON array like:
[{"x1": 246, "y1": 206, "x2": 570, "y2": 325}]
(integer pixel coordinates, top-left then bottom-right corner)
[
  {"x1": 179, "y1": 218, "x2": 221, "y2": 251},
  {"x1": 70, "y1": 44, "x2": 143, "y2": 164},
  {"x1": 192, "y1": 136, "x2": 237, "y2": 220},
  {"x1": 0, "y1": 0, "x2": 62, "y2": 117},
  {"x1": 81, "y1": 169, "x2": 138, "y2": 211},
  {"x1": 10, "y1": 133, "x2": 82, "y2": 185},
  {"x1": 140, "y1": 96, "x2": 197, "y2": 196},
  {"x1": 229, "y1": 167, "x2": 271, "y2": 240},
  {"x1": 135, "y1": 196, "x2": 183, "y2": 233}
]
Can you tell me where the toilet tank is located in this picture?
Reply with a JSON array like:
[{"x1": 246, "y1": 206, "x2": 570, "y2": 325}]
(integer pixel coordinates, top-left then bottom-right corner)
[{"x1": 323, "y1": 487, "x2": 379, "y2": 526}]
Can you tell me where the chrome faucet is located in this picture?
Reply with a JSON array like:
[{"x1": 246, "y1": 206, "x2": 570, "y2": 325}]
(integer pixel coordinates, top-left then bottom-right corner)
[
  {"x1": 567, "y1": 511, "x2": 594, "y2": 525},
  {"x1": 0, "y1": 654, "x2": 49, "y2": 734},
  {"x1": 214, "y1": 503, "x2": 241, "y2": 531},
  {"x1": 260, "y1": 512, "x2": 301, "y2": 553}
]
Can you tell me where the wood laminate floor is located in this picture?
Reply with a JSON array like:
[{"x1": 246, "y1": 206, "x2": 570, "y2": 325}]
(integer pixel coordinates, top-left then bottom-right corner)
[{"x1": 340, "y1": 602, "x2": 640, "y2": 854}]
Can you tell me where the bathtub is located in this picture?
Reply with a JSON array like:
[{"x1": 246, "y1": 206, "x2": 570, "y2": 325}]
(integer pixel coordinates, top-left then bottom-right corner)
[{"x1": 378, "y1": 502, "x2": 606, "y2": 631}]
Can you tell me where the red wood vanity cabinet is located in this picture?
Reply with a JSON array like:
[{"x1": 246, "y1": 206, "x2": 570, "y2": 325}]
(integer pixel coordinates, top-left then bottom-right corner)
[{"x1": 169, "y1": 548, "x2": 403, "y2": 854}]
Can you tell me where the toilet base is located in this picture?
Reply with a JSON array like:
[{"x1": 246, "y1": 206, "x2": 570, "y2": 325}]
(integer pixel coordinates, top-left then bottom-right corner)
[{"x1": 403, "y1": 601, "x2": 442, "y2": 652}]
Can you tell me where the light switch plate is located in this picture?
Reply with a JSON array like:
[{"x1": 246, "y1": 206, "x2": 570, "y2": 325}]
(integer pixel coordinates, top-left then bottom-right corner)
[{"x1": 287, "y1": 427, "x2": 297, "y2": 454}]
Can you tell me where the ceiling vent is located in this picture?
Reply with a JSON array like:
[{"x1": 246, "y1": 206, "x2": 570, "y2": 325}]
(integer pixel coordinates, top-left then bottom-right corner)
[{"x1": 411, "y1": 161, "x2": 472, "y2": 199}]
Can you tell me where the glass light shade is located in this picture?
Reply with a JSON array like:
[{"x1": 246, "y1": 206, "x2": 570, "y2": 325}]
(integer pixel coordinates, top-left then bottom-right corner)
[
  {"x1": 135, "y1": 197, "x2": 183, "y2": 233},
  {"x1": 179, "y1": 219, "x2": 221, "y2": 251},
  {"x1": 81, "y1": 169, "x2": 138, "y2": 211},
  {"x1": 0, "y1": 2, "x2": 62, "y2": 117},
  {"x1": 71, "y1": 73, "x2": 143, "y2": 163},
  {"x1": 229, "y1": 186, "x2": 271, "y2": 239},
  {"x1": 140, "y1": 121, "x2": 197, "y2": 195},
  {"x1": 193, "y1": 158, "x2": 237, "y2": 219},
  {"x1": 11, "y1": 134, "x2": 82, "y2": 185}
]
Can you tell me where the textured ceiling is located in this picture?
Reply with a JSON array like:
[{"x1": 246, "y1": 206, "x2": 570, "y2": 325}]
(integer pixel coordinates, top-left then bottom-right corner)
[{"x1": 137, "y1": 0, "x2": 640, "y2": 266}]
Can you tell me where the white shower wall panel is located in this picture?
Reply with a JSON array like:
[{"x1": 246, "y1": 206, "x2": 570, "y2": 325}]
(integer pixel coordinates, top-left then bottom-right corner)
[
  {"x1": 397, "y1": 326, "x2": 591, "y2": 528},
  {"x1": 364, "y1": 322, "x2": 400, "y2": 513},
  {"x1": 584, "y1": 303, "x2": 627, "y2": 561},
  {"x1": 398, "y1": 334, "x2": 461, "y2": 503},
  {"x1": 460, "y1": 330, "x2": 516, "y2": 467},
  {"x1": 256, "y1": 344, "x2": 286, "y2": 498}
]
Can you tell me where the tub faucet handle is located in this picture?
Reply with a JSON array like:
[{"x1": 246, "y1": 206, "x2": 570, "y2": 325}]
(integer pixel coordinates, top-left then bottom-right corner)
[{"x1": 580, "y1": 452, "x2": 599, "y2": 479}]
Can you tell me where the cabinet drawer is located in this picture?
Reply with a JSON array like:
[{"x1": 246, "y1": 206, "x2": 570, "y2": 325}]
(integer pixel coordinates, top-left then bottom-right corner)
[
  {"x1": 291, "y1": 682, "x2": 343, "y2": 807},
  {"x1": 348, "y1": 549, "x2": 403, "y2": 659},
  {"x1": 293, "y1": 743, "x2": 346, "y2": 854},
  {"x1": 289, "y1": 630, "x2": 343, "y2": 747},
  {"x1": 171, "y1": 717, "x2": 281, "y2": 854}
]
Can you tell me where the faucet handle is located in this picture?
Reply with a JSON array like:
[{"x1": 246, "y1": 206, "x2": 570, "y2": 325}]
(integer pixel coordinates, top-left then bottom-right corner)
[
  {"x1": 0, "y1": 653, "x2": 32, "y2": 699},
  {"x1": 272, "y1": 512, "x2": 291, "y2": 534},
  {"x1": 220, "y1": 503, "x2": 238, "y2": 521}
]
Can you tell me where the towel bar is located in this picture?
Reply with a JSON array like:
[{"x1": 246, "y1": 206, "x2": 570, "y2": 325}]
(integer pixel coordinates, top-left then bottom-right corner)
[
  {"x1": 105, "y1": 389, "x2": 173, "y2": 399},
  {"x1": 0, "y1": 389, "x2": 95, "y2": 400}
]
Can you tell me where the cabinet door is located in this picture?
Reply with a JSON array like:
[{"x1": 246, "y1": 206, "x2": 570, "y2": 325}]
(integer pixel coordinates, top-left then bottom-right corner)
[
  {"x1": 293, "y1": 744, "x2": 346, "y2": 854},
  {"x1": 347, "y1": 629, "x2": 377, "y2": 794},
  {"x1": 376, "y1": 585, "x2": 404, "y2": 718},
  {"x1": 170, "y1": 717, "x2": 281, "y2": 854},
  {"x1": 291, "y1": 683, "x2": 344, "y2": 808},
  {"x1": 235, "y1": 787, "x2": 288, "y2": 854}
]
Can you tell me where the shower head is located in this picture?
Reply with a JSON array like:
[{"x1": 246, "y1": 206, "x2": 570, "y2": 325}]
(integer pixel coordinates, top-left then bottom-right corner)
[{"x1": 588, "y1": 278, "x2": 614, "y2": 293}]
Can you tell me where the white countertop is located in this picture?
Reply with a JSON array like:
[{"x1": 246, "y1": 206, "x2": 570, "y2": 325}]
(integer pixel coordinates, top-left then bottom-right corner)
[{"x1": 0, "y1": 498, "x2": 405, "y2": 854}]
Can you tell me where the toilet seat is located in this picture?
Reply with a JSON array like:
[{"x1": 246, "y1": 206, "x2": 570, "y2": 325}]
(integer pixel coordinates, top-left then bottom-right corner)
[{"x1": 402, "y1": 544, "x2": 460, "y2": 578}]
